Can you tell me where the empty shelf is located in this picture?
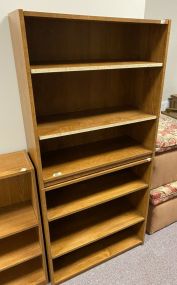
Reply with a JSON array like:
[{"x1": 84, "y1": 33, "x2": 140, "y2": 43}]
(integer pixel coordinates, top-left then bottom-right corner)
[
  {"x1": 0, "y1": 229, "x2": 41, "y2": 272},
  {"x1": 0, "y1": 202, "x2": 38, "y2": 239},
  {"x1": 0, "y1": 151, "x2": 32, "y2": 179},
  {"x1": 53, "y1": 226, "x2": 142, "y2": 284},
  {"x1": 50, "y1": 200, "x2": 144, "y2": 258},
  {"x1": 38, "y1": 108, "x2": 157, "y2": 140},
  {"x1": 31, "y1": 61, "x2": 163, "y2": 74},
  {"x1": 0, "y1": 257, "x2": 45, "y2": 285},
  {"x1": 47, "y1": 172, "x2": 148, "y2": 221},
  {"x1": 42, "y1": 137, "x2": 152, "y2": 185}
]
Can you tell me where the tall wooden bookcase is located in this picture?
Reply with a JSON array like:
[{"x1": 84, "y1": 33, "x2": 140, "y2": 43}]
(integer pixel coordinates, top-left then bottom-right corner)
[
  {"x1": 0, "y1": 151, "x2": 48, "y2": 284},
  {"x1": 9, "y1": 10, "x2": 170, "y2": 284}
]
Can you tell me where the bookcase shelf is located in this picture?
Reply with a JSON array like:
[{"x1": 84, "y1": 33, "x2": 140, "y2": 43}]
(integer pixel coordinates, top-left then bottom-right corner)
[
  {"x1": 0, "y1": 257, "x2": 46, "y2": 285},
  {"x1": 0, "y1": 202, "x2": 38, "y2": 239},
  {"x1": 9, "y1": 10, "x2": 170, "y2": 284},
  {"x1": 53, "y1": 224, "x2": 142, "y2": 284},
  {"x1": 47, "y1": 171, "x2": 148, "y2": 221},
  {"x1": 50, "y1": 195, "x2": 145, "y2": 259},
  {"x1": 0, "y1": 151, "x2": 48, "y2": 284},
  {"x1": 31, "y1": 61, "x2": 163, "y2": 74},
  {"x1": 37, "y1": 108, "x2": 156, "y2": 140},
  {"x1": 41, "y1": 135, "x2": 152, "y2": 185},
  {"x1": 0, "y1": 228, "x2": 41, "y2": 272}
]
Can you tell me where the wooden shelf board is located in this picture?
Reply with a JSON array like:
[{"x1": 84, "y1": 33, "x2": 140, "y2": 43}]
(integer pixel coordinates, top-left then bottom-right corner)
[
  {"x1": 0, "y1": 201, "x2": 38, "y2": 239},
  {"x1": 0, "y1": 151, "x2": 32, "y2": 179},
  {"x1": 0, "y1": 257, "x2": 46, "y2": 285},
  {"x1": 31, "y1": 61, "x2": 163, "y2": 74},
  {"x1": 53, "y1": 229, "x2": 142, "y2": 284},
  {"x1": 42, "y1": 137, "x2": 152, "y2": 185},
  {"x1": 45, "y1": 158, "x2": 151, "y2": 191},
  {"x1": 38, "y1": 108, "x2": 156, "y2": 140},
  {"x1": 50, "y1": 200, "x2": 144, "y2": 259},
  {"x1": 0, "y1": 229, "x2": 41, "y2": 272},
  {"x1": 47, "y1": 172, "x2": 148, "y2": 221},
  {"x1": 24, "y1": 11, "x2": 169, "y2": 25}
]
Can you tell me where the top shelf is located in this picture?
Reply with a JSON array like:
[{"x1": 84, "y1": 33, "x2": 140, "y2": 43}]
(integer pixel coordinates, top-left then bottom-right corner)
[
  {"x1": 24, "y1": 11, "x2": 169, "y2": 25},
  {"x1": 0, "y1": 151, "x2": 33, "y2": 179},
  {"x1": 31, "y1": 61, "x2": 163, "y2": 74}
]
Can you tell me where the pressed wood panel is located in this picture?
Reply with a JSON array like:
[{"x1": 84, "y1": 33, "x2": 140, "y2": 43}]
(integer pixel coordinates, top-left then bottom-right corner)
[
  {"x1": 37, "y1": 108, "x2": 156, "y2": 140},
  {"x1": 31, "y1": 61, "x2": 163, "y2": 74},
  {"x1": 0, "y1": 257, "x2": 46, "y2": 285},
  {"x1": 46, "y1": 168, "x2": 148, "y2": 221},
  {"x1": 40, "y1": 122, "x2": 153, "y2": 185},
  {"x1": 25, "y1": 17, "x2": 168, "y2": 64},
  {"x1": 32, "y1": 69, "x2": 136, "y2": 117},
  {"x1": 0, "y1": 201, "x2": 38, "y2": 239},
  {"x1": 49, "y1": 194, "x2": 145, "y2": 258},
  {"x1": 32, "y1": 69, "x2": 162, "y2": 118},
  {"x1": 53, "y1": 223, "x2": 143, "y2": 284},
  {"x1": 0, "y1": 151, "x2": 32, "y2": 179},
  {"x1": 0, "y1": 228, "x2": 41, "y2": 271},
  {"x1": 45, "y1": 157, "x2": 151, "y2": 191},
  {"x1": 41, "y1": 137, "x2": 152, "y2": 185},
  {"x1": 0, "y1": 151, "x2": 48, "y2": 284},
  {"x1": 24, "y1": 11, "x2": 167, "y2": 24},
  {"x1": 0, "y1": 173, "x2": 31, "y2": 208}
]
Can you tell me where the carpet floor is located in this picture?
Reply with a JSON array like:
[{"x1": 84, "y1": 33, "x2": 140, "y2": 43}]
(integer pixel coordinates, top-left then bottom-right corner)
[{"x1": 63, "y1": 222, "x2": 177, "y2": 285}]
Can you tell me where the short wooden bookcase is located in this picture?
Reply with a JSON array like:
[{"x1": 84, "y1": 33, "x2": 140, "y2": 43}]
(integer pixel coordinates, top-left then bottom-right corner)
[
  {"x1": 0, "y1": 151, "x2": 48, "y2": 284},
  {"x1": 9, "y1": 10, "x2": 170, "y2": 284}
]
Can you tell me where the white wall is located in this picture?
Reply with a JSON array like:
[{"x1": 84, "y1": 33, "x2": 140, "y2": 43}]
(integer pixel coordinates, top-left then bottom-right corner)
[
  {"x1": 145, "y1": 0, "x2": 177, "y2": 103},
  {"x1": 0, "y1": 0, "x2": 145, "y2": 154}
]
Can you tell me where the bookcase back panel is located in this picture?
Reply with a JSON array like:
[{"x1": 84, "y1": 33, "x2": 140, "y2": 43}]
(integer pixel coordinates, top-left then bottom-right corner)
[
  {"x1": 32, "y1": 68, "x2": 162, "y2": 118},
  {"x1": 25, "y1": 17, "x2": 168, "y2": 64},
  {"x1": 0, "y1": 173, "x2": 31, "y2": 207},
  {"x1": 32, "y1": 69, "x2": 132, "y2": 117},
  {"x1": 40, "y1": 126, "x2": 121, "y2": 153}
]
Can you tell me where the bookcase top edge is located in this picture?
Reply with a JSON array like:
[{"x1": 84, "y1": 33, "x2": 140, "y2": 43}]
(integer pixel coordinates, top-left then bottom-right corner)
[
  {"x1": 16, "y1": 10, "x2": 171, "y2": 25},
  {"x1": 0, "y1": 150, "x2": 33, "y2": 179}
]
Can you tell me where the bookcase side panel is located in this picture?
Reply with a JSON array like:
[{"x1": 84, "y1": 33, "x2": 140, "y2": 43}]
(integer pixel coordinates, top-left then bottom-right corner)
[{"x1": 8, "y1": 10, "x2": 44, "y2": 189}]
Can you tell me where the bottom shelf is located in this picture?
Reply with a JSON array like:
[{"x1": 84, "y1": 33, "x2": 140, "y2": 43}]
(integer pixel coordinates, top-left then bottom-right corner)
[
  {"x1": 0, "y1": 257, "x2": 46, "y2": 285},
  {"x1": 53, "y1": 223, "x2": 143, "y2": 284}
]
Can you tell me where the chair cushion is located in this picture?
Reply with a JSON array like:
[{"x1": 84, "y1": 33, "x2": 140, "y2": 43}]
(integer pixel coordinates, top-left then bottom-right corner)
[
  {"x1": 150, "y1": 181, "x2": 177, "y2": 206},
  {"x1": 156, "y1": 114, "x2": 177, "y2": 153}
]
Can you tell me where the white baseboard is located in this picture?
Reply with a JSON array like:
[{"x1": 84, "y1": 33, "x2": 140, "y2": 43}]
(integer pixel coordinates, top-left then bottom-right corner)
[{"x1": 161, "y1": 99, "x2": 169, "y2": 111}]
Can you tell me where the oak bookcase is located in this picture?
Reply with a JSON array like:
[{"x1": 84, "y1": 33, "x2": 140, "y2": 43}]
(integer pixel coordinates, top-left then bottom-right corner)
[
  {"x1": 9, "y1": 10, "x2": 170, "y2": 284},
  {"x1": 0, "y1": 151, "x2": 48, "y2": 284}
]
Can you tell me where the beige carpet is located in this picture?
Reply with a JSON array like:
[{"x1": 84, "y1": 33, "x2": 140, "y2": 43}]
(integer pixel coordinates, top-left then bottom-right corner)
[{"x1": 63, "y1": 222, "x2": 177, "y2": 285}]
